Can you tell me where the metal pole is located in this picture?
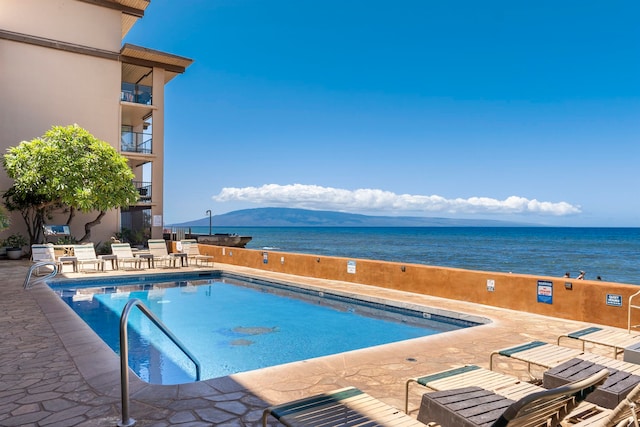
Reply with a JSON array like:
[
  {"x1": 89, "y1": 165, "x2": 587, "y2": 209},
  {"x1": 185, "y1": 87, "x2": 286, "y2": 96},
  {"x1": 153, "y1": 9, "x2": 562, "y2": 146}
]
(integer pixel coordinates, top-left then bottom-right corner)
[
  {"x1": 206, "y1": 210, "x2": 212, "y2": 236},
  {"x1": 118, "y1": 301, "x2": 136, "y2": 427},
  {"x1": 118, "y1": 299, "x2": 201, "y2": 427}
]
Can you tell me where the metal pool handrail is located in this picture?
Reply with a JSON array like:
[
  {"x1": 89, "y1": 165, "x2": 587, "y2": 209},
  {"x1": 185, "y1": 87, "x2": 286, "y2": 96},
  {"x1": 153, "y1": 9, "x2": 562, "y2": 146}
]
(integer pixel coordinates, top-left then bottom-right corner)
[
  {"x1": 23, "y1": 261, "x2": 59, "y2": 289},
  {"x1": 628, "y1": 289, "x2": 640, "y2": 333},
  {"x1": 118, "y1": 298, "x2": 201, "y2": 427}
]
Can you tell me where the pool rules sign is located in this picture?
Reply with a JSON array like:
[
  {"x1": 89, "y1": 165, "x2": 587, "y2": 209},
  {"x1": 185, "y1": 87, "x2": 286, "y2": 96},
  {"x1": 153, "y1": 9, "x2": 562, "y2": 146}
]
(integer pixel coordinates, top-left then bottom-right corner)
[
  {"x1": 347, "y1": 260, "x2": 356, "y2": 274},
  {"x1": 537, "y1": 280, "x2": 553, "y2": 304}
]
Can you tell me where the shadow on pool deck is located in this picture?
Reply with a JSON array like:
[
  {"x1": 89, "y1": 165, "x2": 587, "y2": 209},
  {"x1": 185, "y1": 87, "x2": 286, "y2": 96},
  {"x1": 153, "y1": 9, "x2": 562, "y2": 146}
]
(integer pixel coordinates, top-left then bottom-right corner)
[{"x1": 1, "y1": 259, "x2": 604, "y2": 426}]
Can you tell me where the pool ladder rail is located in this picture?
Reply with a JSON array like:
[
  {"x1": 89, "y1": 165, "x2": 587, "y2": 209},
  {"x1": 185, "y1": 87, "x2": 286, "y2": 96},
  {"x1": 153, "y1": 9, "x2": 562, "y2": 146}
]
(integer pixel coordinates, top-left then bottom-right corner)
[
  {"x1": 118, "y1": 298, "x2": 202, "y2": 427},
  {"x1": 628, "y1": 289, "x2": 640, "y2": 333},
  {"x1": 23, "y1": 261, "x2": 201, "y2": 427},
  {"x1": 23, "y1": 261, "x2": 59, "y2": 289}
]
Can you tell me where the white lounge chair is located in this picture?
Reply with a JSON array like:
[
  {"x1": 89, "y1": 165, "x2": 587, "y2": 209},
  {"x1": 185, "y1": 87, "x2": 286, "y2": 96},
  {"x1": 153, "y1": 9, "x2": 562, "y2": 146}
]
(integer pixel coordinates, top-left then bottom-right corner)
[
  {"x1": 72, "y1": 244, "x2": 105, "y2": 272},
  {"x1": 180, "y1": 239, "x2": 213, "y2": 266},
  {"x1": 110, "y1": 243, "x2": 142, "y2": 270},
  {"x1": 30, "y1": 243, "x2": 59, "y2": 275},
  {"x1": 147, "y1": 239, "x2": 179, "y2": 268}
]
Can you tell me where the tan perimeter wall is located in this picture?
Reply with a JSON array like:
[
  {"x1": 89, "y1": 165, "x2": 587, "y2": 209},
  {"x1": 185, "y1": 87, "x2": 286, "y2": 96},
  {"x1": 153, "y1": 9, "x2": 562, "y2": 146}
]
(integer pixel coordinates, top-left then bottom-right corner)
[{"x1": 186, "y1": 244, "x2": 640, "y2": 330}]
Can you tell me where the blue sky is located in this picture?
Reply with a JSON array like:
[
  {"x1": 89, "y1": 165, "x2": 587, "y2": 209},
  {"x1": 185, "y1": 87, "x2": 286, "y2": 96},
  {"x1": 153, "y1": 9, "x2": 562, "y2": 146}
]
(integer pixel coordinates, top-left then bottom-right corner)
[{"x1": 124, "y1": 1, "x2": 640, "y2": 227}]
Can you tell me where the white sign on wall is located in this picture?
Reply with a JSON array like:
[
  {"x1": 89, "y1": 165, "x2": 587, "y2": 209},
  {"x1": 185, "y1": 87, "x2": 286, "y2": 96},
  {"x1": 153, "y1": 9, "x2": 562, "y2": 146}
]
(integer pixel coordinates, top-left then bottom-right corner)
[{"x1": 347, "y1": 260, "x2": 356, "y2": 274}]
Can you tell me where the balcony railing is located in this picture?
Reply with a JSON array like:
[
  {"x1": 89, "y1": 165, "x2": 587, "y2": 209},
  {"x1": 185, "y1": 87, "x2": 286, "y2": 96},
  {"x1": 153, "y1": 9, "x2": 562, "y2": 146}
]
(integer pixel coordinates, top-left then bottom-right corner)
[
  {"x1": 134, "y1": 181, "x2": 152, "y2": 203},
  {"x1": 121, "y1": 131, "x2": 152, "y2": 154},
  {"x1": 121, "y1": 82, "x2": 152, "y2": 105}
]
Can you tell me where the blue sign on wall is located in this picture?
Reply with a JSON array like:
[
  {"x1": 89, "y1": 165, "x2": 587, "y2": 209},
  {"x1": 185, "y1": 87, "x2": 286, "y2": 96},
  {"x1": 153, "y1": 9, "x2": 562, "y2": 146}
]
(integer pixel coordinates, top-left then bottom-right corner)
[{"x1": 537, "y1": 280, "x2": 553, "y2": 304}]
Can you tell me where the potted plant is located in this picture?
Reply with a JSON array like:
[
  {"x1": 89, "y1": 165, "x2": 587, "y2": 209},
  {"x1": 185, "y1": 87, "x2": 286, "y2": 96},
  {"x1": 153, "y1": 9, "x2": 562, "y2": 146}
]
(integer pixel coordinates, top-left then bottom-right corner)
[{"x1": 5, "y1": 233, "x2": 27, "y2": 259}]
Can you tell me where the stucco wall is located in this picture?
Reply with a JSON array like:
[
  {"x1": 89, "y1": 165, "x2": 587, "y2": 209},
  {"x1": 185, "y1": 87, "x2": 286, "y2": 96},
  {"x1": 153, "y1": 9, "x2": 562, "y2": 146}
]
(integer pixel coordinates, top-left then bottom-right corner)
[
  {"x1": 0, "y1": 39, "x2": 121, "y2": 244},
  {"x1": 0, "y1": 0, "x2": 122, "y2": 51},
  {"x1": 189, "y1": 243, "x2": 639, "y2": 329},
  {"x1": 0, "y1": 0, "x2": 123, "y2": 244}
]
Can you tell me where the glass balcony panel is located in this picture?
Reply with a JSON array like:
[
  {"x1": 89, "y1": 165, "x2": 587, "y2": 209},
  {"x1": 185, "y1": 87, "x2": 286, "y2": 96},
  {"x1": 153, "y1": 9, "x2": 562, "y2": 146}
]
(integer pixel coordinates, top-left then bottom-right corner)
[
  {"x1": 121, "y1": 82, "x2": 152, "y2": 105},
  {"x1": 121, "y1": 131, "x2": 152, "y2": 154},
  {"x1": 133, "y1": 181, "x2": 152, "y2": 203}
]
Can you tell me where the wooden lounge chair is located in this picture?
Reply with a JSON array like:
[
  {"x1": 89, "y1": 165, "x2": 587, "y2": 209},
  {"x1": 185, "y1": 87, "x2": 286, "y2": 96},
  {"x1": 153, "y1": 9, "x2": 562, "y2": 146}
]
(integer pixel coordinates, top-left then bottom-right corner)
[
  {"x1": 406, "y1": 363, "x2": 640, "y2": 426},
  {"x1": 543, "y1": 358, "x2": 640, "y2": 411},
  {"x1": 262, "y1": 386, "x2": 425, "y2": 427},
  {"x1": 417, "y1": 368, "x2": 609, "y2": 427},
  {"x1": 405, "y1": 365, "x2": 544, "y2": 414},
  {"x1": 546, "y1": 358, "x2": 640, "y2": 426},
  {"x1": 147, "y1": 239, "x2": 180, "y2": 268},
  {"x1": 578, "y1": 353, "x2": 640, "y2": 375},
  {"x1": 110, "y1": 243, "x2": 142, "y2": 270},
  {"x1": 564, "y1": 381, "x2": 640, "y2": 426},
  {"x1": 491, "y1": 340, "x2": 640, "y2": 379},
  {"x1": 489, "y1": 340, "x2": 584, "y2": 377},
  {"x1": 180, "y1": 239, "x2": 213, "y2": 267},
  {"x1": 72, "y1": 244, "x2": 105, "y2": 272},
  {"x1": 558, "y1": 327, "x2": 640, "y2": 360}
]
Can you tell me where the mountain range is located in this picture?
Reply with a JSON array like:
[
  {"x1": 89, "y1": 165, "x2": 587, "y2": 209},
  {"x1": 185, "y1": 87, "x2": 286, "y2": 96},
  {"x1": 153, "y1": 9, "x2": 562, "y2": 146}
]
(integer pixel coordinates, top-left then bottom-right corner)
[{"x1": 171, "y1": 207, "x2": 533, "y2": 227}]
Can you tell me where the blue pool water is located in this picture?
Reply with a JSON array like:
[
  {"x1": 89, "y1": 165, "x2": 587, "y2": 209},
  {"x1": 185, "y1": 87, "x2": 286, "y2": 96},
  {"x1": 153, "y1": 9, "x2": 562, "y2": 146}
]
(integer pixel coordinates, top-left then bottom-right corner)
[{"x1": 50, "y1": 272, "x2": 481, "y2": 384}]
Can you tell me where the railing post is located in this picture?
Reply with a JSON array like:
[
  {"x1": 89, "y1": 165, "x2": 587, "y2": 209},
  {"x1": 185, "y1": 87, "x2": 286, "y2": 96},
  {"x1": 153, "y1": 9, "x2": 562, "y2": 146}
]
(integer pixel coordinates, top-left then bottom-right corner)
[
  {"x1": 23, "y1": 261, "x2": 58, "y2": 289},
  {"x1": 118, "y1": 301, "x2": 136, "y2": 427},
  {"x1": 628, "y1": 290, "x2": 640, "y2": 332}
]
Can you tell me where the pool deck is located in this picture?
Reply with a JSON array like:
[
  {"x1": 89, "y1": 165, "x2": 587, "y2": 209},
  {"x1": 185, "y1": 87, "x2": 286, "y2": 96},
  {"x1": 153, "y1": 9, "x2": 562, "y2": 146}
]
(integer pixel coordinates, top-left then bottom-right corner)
[{"x1": 1, "y1": 259, "x2": 610, "y2": 426}]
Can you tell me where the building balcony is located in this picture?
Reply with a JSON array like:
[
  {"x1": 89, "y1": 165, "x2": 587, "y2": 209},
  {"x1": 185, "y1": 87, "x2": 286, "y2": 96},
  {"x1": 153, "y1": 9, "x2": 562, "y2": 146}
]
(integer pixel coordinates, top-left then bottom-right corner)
[
  {"x1": 121, "y1": 131, "x2": 152, "y2": 154},
  {"x1": 121, "y1": 82, "x2": 152, "y2": 105},
  {"x1": 134, "y1": 181, "x2": 152, "y2": 203}
]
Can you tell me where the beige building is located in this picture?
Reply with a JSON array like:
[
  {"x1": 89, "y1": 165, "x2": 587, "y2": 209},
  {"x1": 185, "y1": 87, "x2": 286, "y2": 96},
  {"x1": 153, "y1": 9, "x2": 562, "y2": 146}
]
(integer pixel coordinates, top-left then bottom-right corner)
[{"x1": 0, "y1": 0, "x2": 192, "y2": 246}]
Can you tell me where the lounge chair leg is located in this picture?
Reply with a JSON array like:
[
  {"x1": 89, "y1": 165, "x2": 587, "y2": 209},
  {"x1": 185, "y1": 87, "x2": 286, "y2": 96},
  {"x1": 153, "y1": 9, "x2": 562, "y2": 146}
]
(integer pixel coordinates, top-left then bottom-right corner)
[
  {"x1": 489, "y1": 351, "x2": 498, "y2": 370},
  {"x1": 405, "y1": 378, "x2": 416, "y2": 413},
  {"x1": 262, "y1": 409, "x2": 272, "y2": 427}
]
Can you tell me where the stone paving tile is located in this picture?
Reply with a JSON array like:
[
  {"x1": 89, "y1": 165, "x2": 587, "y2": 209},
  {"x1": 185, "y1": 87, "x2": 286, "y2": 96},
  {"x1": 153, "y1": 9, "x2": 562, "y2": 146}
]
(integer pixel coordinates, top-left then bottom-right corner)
[
  {"x1": 168, "y1": 411, "x2": 198, "y2": 424},
  {"x1": 0, "y1": 259, "x2": 612, "y2": 426},
  {"x1": 39, "y1": 405, "x2": 92, "y2": 426}
]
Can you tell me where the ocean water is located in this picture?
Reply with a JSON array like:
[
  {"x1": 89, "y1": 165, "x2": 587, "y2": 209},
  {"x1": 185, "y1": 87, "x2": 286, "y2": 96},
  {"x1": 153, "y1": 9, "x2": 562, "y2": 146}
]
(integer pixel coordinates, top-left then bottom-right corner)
[{"x1": 188, "y1": 227, "x2": 640, "y2": 285}]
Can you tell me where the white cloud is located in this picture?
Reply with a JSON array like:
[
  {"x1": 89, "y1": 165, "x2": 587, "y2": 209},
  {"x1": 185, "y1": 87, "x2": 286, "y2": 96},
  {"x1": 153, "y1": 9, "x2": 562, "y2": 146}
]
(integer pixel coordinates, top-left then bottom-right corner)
[{"x1": 213, "y1": 184, "x2": 581, "y2": 216}]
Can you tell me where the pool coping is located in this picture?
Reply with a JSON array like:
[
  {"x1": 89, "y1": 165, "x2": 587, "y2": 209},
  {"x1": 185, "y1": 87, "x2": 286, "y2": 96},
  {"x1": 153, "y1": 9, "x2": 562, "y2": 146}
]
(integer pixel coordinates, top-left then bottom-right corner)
[
  {"x1": 38, "y1": 268, "x2": 493, "y2": 390},
  {"x1": 3, "y1": 260, "x2": 600, "y2": 425},
  {"x1": 48, "y1": 269, "x2": 492, "y2": 386}
]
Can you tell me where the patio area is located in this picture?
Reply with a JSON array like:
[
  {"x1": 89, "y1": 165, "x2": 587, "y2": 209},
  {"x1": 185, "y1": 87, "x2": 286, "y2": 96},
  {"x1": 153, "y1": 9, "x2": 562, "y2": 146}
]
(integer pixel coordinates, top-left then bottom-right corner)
[{"x1": 1, "y1": 259, "x2": 600, "y2": 426}]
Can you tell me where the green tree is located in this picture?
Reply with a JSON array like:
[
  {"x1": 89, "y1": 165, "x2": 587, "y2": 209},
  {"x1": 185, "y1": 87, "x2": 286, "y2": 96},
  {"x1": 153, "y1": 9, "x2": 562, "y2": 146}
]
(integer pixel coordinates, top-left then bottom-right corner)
[
  {"x1": 3, "y1": 124, "x2": 139, "y2": 243},
  {"x1": 2, "y1": 186, "x2": 55, "y2": 245},
  {"x1": 0, "y1": 204, "x2": 9, "y2": 232}
]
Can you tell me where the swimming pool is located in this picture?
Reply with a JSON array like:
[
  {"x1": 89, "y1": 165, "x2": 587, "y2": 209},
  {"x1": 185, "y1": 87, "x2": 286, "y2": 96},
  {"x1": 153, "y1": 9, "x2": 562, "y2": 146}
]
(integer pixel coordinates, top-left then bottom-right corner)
[{"x1": 49, "y1": 272, "x2": 486, "y2": 384}]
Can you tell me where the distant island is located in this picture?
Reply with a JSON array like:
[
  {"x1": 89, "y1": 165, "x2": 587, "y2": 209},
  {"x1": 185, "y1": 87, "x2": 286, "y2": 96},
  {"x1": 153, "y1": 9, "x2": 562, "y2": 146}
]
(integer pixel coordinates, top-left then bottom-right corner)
[{"x1": 170, "y1": 207, "x2": 534, "y2": 227}]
